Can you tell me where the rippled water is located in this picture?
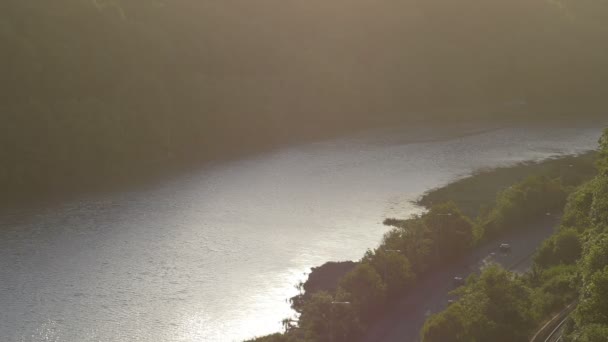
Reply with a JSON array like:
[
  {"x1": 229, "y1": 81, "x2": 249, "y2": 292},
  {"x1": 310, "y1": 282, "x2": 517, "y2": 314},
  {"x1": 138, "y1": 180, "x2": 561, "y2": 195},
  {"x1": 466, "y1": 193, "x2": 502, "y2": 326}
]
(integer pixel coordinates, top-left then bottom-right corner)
[{"x1": 1, "y1": 122, "x2": 605, "y2": 342}]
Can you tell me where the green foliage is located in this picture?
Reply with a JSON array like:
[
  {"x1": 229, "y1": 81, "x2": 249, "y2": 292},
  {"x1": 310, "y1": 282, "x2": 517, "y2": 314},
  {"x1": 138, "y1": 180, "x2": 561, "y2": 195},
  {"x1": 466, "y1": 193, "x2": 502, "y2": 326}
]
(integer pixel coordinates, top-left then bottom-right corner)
[
  {"x1": 425, "y1": 202, "x2": 475, "y2": 259},
  {"x1": 580, "y1": 233, "x2": 608, "y2": 280},
  {"x1": 529, "y1": 265, "x2": 579, "y2": 317},
  {"x1": 419, "y1": 153, "x2": 598, "y2": 218},
  {"x1": 381, "y1": 219, "x2": 434, "y2": 274},
  {"x1": 421, "y1": 131, "x2": 608, "y2": 341},
  {"x1": 273, "y1": 132, "x2": 605, "y2": 341},
  {"x1": 420, "y1": 303, "x2": 469, "y2": 342},
  {"x1": 337, "y1": 263, "x2": 386, "y2": 323},
  {"x1": 574, "y1": 267, "x2": 608, "y2": 327},
  {"x1": 479, "y1": 176, "x2": 567, "y2": 237},
  {"x1": 589, "y1": 175, "x2": 608, "y2": 226},
  {"x1": 294, "y1": 291, "x2": 360, "y2": 342},
  {"x1": 362, "y1": 249, "x2": 415, "y2": 298},
  {"x1": 554, "y1": 230, "x2": 583, "y2": 264},
  {"x1": 573, "y1": 324, "x2": 608, "y2": 342},
  {"x1": 561, "y1": 179, "x2": 596, "y2": 231},
  {"x1": 534, "y1": 229, "x2": 582, "y2": 268},
  {"x1": 381, "y1": 203, "x2": 474, "y2": 277},
  {"x1": 421, "y1": 266, "x2": 535, "y2": 342}
]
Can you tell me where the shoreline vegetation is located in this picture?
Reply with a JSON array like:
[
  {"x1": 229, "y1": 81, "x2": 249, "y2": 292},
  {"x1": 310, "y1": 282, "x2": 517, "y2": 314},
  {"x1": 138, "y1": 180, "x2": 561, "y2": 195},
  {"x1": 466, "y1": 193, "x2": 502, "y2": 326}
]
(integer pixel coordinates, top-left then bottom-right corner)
[
  {"x1": 248, "y1": 141, "x2": 603, "y2": 341},
  {"x1": 420, "y1": 129, "x2": 608, "y2": 342}
]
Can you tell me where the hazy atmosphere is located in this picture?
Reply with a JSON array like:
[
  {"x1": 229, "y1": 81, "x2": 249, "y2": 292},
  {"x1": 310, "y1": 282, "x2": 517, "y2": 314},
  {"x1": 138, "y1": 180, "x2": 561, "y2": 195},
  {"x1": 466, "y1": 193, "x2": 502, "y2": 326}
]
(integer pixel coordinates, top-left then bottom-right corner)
[{"x1": 2, "y1": 1, "x2": 608, "y2": 342}]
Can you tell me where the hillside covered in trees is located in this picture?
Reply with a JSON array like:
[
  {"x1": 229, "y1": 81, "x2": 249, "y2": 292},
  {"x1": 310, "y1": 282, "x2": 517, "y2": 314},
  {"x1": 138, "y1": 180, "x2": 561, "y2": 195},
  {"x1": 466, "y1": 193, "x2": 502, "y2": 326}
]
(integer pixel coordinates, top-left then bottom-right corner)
[
  {"x1": 2, "y1": 0, "x2": 607, "y2": 202},
  {"x1": 420, "y1": 129, "x2": 608, "y2": 342}
]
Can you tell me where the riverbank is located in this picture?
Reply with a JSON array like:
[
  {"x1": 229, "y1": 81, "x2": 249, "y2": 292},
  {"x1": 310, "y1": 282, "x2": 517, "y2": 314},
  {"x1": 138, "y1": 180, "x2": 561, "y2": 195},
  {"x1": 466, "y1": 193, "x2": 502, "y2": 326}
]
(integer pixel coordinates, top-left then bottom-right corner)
[
  {"x1": 256, "y1": 151, "x2": 599, "y2": 342},
  {"x1": 419, "y1": 129, "x2": 608, "y2": 342},
  {"x1": 418, "y1": 151, "x2": 598, "y2": 217},
  {"x1": 295, "y1": 152, "x2": 597, "y2": 302},
  {"x1": 4, "y1": 124, "x2": 603, "y2": 342}
]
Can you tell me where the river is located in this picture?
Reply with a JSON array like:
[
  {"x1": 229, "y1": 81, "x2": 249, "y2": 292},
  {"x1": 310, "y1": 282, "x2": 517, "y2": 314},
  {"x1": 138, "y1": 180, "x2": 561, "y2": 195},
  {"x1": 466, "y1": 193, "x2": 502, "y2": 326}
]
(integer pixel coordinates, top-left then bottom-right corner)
[{"x1": 0, "y1": 121, "x2": 605, "y2": 342}]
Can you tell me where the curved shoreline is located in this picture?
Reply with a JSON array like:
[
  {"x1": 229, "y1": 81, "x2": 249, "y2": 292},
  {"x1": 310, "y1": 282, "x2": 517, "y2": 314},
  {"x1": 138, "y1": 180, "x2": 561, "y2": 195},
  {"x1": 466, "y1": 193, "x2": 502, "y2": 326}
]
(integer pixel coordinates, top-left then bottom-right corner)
[{"x1": 268, "y1": 152, "x2": 597, "y2": 342}]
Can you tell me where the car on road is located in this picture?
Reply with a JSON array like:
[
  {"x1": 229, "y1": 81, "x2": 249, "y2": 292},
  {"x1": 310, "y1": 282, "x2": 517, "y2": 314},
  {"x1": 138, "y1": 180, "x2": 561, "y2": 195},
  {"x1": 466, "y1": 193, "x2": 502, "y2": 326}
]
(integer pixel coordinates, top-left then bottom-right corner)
[
  {"x1": 499, "y1": 243, "x2": 512, "y2": 253},
  {"x1": 453, "y1": 276, "x2": 465, "y2": 287}
]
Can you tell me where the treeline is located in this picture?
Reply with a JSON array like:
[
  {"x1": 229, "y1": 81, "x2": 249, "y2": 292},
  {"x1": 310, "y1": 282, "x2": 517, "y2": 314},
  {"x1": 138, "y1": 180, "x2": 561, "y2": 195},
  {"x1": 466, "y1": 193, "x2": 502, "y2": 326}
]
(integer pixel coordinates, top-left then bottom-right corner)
[
  {"x1": 418, "y1": 153, "x2": 598, "y2": 218},
  {"x1": 248, "y1": 155, "x2": 594, "y2": 341},
  {"x1": 2, "y1": 0, "x2": 608, "y2": 202},
  {"x1": 248, "y1": 203, "x2": 475, "y2": 342},
  {"x1": 420, "y1": 129, "x2": 608, "y2": 341}
]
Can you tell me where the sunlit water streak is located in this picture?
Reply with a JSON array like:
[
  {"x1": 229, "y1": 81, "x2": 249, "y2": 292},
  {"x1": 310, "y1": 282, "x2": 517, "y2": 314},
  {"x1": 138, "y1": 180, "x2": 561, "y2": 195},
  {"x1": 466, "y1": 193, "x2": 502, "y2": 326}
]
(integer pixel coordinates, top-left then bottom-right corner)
[{"x1": 0, "y1": 121, "x2": 605, "y2": 341}]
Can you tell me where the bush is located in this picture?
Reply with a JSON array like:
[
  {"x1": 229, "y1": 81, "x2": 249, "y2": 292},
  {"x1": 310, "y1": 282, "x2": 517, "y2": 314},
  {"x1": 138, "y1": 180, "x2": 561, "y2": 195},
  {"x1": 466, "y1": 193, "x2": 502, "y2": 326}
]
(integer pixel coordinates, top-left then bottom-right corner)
[
  {"x1": 338, "y1": 263, "x2": 386, "y2": 323},
  {"x1": 574, "y1": 324, "x2": 608, "y2": 342},
  {"x1": 424, "y1": 202, "x2": 475, "y2": 260},
  {"x1": 561, "y1": 180, "x2": 596, "y2": 231},
  {"x1": 381, "y1": 218, "x2": 434, "y2": 274},
  {"x1": 589, "y1": 175, "x2": 608, "y2": 227},
  {"x1": 574, "y1": 266, "x2": 608, "y2": 328},
  {"x1": 421, "y1": 266, "x2": 535, "y2": 342},
  {"x1": 530, "y1": 265, "x2": 578, "y2": 317},
  {"x1": 362, "y1": 249, "x2": 415, "y2": 298},
  {"x1": 534, "y1": 229, "x2": 582, "y2": 268},
  {"x1": 479, "y1": 176, "x2": 567, "y2": 237},
  {"x1": 420, "y1": 303, "x2": 469, "y2": 342},
  {"x1": 580, "y1": 233, "x2": 608, "y2": 280},
  {"x1": 292, "y1": 291, "x2": 360, "y2": 342}
]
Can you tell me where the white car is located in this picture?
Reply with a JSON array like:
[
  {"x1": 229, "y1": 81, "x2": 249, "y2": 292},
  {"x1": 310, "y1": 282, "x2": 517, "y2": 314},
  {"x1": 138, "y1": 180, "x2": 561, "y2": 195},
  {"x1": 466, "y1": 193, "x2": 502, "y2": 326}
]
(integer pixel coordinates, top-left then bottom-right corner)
[{"x1": 499, "y1": 243, "x2": 512, "y2": 253}]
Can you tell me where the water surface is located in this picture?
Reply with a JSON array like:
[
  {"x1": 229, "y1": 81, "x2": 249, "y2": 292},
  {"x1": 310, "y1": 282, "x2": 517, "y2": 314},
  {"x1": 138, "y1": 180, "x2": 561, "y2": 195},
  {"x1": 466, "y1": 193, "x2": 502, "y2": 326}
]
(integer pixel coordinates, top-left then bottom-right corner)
[{"x1": 1, "y1": 122, "x2": 604, "y2": 341}]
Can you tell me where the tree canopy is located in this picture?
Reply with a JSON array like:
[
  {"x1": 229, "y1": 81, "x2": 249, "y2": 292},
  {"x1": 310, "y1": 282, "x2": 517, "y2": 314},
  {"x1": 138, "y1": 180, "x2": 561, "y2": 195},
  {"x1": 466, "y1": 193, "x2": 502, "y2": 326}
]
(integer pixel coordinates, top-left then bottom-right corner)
[{"x1": 3, "y1": 0, "x2": 608, "y2": 202}]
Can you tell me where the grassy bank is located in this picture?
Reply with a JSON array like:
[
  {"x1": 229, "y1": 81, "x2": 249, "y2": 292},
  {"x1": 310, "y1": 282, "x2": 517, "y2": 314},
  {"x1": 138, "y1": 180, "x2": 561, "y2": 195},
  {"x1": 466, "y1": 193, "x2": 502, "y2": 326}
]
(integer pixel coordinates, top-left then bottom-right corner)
[
  {"x1": 249, "y1": 149, "x2": 600, "y2": 342},
  {"x1": 418, "y1": 152, "x2": 597, "y2": 218}
]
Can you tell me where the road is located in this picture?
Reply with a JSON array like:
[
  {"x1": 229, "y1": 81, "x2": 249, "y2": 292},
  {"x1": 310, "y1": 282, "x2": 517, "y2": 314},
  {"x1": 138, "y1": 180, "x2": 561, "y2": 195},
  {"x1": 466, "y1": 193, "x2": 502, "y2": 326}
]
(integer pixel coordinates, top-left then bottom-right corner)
[{"x1": 362, "y1": 215, "x2": 558, "y2": 342}]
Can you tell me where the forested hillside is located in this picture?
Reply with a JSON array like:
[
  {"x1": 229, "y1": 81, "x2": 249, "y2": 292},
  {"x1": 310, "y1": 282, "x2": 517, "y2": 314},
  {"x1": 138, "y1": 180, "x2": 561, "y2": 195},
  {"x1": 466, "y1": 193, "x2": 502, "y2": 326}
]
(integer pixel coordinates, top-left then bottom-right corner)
[
  {"x1": 419, "y1": 129, "x2": 608, "y2": 342},
  {"x1": 2, "y1": 0, "x2": 607, "y2": 202}
]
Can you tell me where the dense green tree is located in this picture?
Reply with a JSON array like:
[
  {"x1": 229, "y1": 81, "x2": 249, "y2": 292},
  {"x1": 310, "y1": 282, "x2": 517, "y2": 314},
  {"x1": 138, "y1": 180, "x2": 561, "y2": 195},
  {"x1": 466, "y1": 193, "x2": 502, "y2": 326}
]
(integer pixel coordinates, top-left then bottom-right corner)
[
  {"x1": 535, "y1": 229, "x2": 582, "y2": 268},
  {"x1": 554, "y1": 229, "x2": 583, "y2": 264},
  {"x1": 529, "y1": 265, "x2": 578, "y2": 317},
  {"x1": 421, "y1": 266, "x2": 534, "y2": 342},
  {"x1": 479, "y1": 176, "x2": 567, "y2": 237},
  {"x1": 575, "y1": 267, "x2": 608, "y2": 327},
  {"x1": 473, "y1": 267, "x2": 535, "y2": 341},
  {"x1": 561, "y1": 180, "x2": 596, "y2": 231},
  {"x1": 580, "y1": 234, "x2": 608, "y2": 280},
  {"x1": 589, "y1": 175, "x2": 608, "y2": 227},
  {"x1": 574, "y1": 324, "x2": 608, "y2": 342},
  {"x1": 424, "y1": 202, "x2": 475, "y2": 261},
  {"x1": 382, "y1": 218, "x2": 434, "y2": 274},
  {"x1": 291, "y1": 291, "x2": 359, "y2": 342},
  {"x1": 362, "y1": 249, "x2": 415, "y2": 298},
  {"x1": 337, "y1": 263, "x2": 386, "y2": 323},
  {"x1": 420, "y1": 303, "x2": 469, "y2": 342}
]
